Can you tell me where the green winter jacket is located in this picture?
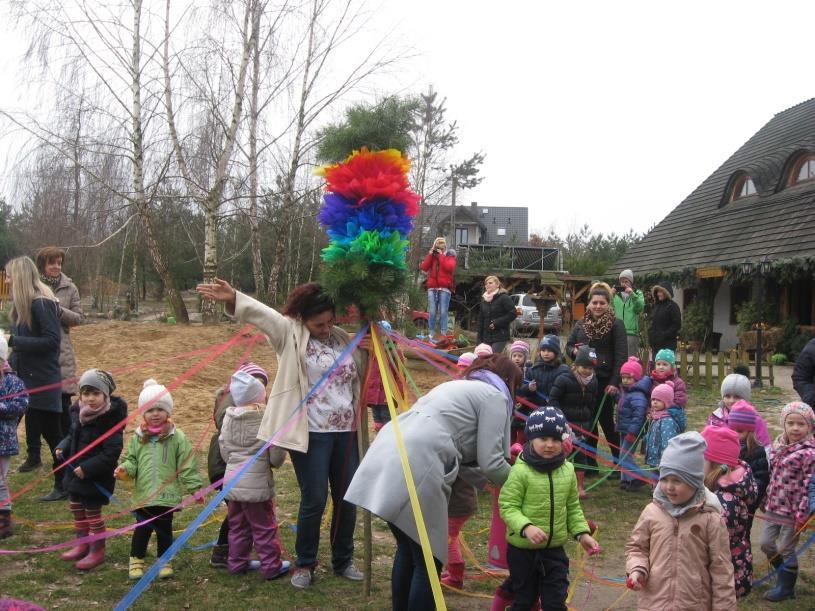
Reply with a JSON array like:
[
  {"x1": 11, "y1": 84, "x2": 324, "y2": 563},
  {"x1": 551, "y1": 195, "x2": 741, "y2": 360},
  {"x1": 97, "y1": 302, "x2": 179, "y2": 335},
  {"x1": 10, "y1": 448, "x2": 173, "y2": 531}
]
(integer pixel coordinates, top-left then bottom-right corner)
[
  {"x1": 612, "y1": 290, "x2": 645, "y2": 336},
  {"x1": 119, "y1": 425, "x2": 204, "y2": 508},
  {"x1": 499, "y1": 455, "x2": 590, "y2": 549}
]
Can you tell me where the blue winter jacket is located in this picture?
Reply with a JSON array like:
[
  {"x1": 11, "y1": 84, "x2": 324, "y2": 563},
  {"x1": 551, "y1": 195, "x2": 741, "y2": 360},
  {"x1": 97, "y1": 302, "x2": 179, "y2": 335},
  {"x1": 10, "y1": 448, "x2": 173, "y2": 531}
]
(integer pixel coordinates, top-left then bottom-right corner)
[
  {"x1": 518, "y1": 361, "x2": 570, "y2": 407},
  {"x1": 615, "y1": 376, "x2": 652, "y2": 436},
  {"x1": 0, "y1": 372, "x2": 29, "y2": 456},
  {"x1": 645, "y1": 406, "x2": 687, "y2": 467}
]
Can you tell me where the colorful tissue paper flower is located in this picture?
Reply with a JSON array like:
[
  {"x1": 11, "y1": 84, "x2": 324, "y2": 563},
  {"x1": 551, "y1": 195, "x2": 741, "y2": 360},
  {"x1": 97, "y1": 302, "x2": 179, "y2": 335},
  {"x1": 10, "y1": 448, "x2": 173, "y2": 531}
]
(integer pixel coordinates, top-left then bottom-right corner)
[{"x1": 319, "y1": 195, "x2": 413, "y2": 239}]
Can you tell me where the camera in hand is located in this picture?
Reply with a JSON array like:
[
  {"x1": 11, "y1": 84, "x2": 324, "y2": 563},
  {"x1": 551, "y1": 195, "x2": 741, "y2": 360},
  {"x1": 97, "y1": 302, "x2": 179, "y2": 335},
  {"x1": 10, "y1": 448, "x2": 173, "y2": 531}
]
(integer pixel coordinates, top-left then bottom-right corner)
[{"x1": 614, "y1": 285, "x2": 625, "y2": 294}]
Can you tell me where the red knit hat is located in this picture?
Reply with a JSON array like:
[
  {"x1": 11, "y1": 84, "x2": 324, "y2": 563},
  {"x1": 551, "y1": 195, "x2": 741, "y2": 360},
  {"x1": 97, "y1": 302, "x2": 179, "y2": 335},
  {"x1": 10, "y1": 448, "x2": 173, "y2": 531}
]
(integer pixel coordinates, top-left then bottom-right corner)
[
  {"x1": 701, "y1": 425, "x2": 741, "y2": 467},
  {"x1": 619, "y1": 356, "x2": 643, "y2": 382}
]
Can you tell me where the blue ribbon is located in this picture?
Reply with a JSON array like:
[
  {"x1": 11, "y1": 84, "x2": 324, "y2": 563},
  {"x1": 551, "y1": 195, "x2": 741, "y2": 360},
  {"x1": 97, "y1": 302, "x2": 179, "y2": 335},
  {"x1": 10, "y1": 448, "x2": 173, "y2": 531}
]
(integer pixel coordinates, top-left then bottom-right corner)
[{"x1": 115, "y1": 323, "x2": 369, "y2": 610}]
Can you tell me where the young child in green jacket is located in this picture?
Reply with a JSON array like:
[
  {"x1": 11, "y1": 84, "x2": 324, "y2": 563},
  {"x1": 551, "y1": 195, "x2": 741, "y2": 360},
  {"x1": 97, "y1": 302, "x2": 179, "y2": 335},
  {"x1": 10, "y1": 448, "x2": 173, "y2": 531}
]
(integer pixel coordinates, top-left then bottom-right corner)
[
  {"x1": 115, "y1": 379, "x2": 204, "y2": 580},
  {"x1": 499, "y1": 406, "x2": 600, "y2": 610}
]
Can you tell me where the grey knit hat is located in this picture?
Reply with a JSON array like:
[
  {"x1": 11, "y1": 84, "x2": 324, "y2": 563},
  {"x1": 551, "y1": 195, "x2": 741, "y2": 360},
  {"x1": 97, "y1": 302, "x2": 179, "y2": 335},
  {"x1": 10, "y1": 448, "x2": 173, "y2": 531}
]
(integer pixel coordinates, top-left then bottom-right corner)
[
  {"x1": 721, "y1": 373, "x2": 751, "y2": 401},
  {"x1": 619, "y1": 269, "x2": 634, "y2": 283},
  {"x1": 78, "y1": 369, "x2": 116, "y2": 397},
  {"x1": 659, "y1": 431, "x2": 706, "y2": 490}
]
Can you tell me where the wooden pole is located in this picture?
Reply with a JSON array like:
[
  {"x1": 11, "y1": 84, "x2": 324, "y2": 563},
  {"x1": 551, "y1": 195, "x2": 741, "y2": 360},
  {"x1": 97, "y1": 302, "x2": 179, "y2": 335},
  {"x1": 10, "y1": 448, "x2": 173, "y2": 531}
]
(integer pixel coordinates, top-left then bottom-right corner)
[
  {"x1": 358, "y1": 336, "x2": 375, "y2": 598},
  {"x1": 717, "y1": 351, "x2": 726, "y2": 388},
  {"x1": 693, "y1": 350, "x2": 700, "y2": 386},
  {"x1": 705, "y1": 350, "x2": 713, "y2": 389}
]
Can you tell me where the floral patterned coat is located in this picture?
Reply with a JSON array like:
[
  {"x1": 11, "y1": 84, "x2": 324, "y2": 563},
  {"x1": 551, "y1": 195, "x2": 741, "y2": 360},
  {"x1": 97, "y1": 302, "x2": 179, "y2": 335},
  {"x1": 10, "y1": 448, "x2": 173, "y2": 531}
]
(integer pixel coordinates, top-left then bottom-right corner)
[
  {"x1": 0, "y1": 373, "x2": 29, "y2": 456},
  {"x1": 714, "y1": 462, "x2": 759, "y2": 598}
]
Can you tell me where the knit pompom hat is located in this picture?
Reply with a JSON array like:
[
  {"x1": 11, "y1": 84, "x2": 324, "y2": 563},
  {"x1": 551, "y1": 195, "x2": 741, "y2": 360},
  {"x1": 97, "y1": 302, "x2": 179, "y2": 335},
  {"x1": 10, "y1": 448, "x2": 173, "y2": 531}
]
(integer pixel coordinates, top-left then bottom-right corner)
[
  {"x1": 230, "y1": 370, "x2": 267, "y2": 406},
  {"x1": 780, "y1": 401, "x2": 815, "y2": 431},
  {"x1": 619, "y1": 356, "x2": 643, "y2": 382},
  {"x1": 510, "y1": 340, "x2": 530, "y2": 356},
  {"x1": 701, "y1": 425, "x2": 741, "y2": 468},
  {"x1": 727, "y1": 400, "x2": 758, "y2": 432},
  {"x1": 539, "y1": 334, "x2": 561, "y2": 356},
  {"x1": 654, "y1": 348, "x2": 676, "y2": 368},
  {"x1": 237, "y1": 361, "x2": 269, "y2": 386},
  {"x1": 457, "y1": 352, "x2": 476, "y2": 369},
  {"x1": 138, "y1": 379, "x2": 173, "y2": 415},
  {"x1": 574, "y1": 346, "x2": 598, "y2": 367},
  {"x1": 721, "y1": 373, "x2": 751, "y2": 401},
  {"x1": 651, "y1": 380, "x2": 675, "y2": 407},
  {"x1": 659, "y1": 431, "x2": 706, "y2": 490},
  {"x1": 474, "y1": 344, "x2": 493, "y2": 358}
]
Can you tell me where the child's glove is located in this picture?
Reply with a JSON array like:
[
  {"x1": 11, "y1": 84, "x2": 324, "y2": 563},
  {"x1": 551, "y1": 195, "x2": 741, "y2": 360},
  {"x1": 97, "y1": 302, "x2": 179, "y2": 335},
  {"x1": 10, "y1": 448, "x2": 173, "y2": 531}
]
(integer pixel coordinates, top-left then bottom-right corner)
[
  {"x1": 624, "y1": 433, "x2": 637, "y2": 444},
  {"x1": 509, "y1": 443, "x2": 523, "y2": 464}
]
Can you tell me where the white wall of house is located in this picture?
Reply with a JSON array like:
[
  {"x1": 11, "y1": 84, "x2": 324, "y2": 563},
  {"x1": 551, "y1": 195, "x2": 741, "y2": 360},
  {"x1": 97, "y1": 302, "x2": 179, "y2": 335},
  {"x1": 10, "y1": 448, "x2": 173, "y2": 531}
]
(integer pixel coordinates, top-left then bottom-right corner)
[{"x1": 713, "y1": 278, "x2": 740, "y2": 350}]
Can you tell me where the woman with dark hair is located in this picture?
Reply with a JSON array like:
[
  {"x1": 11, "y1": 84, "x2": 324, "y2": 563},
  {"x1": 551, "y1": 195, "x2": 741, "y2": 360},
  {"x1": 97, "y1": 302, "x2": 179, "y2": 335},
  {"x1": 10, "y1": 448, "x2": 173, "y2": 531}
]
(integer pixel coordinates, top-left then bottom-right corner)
[
  {"x1": 5, "y1": 256, "x2": 64, "y2": 500},
  {"x1": 345, "y1": 354, "x2": 520, "y2": 610},
  {"x1": 197, "y1": 278, "x2": 368, "y2": 589},
  {"x1": 35, "y1": 247, "x2": 84, "y2": 441},
  {"x1": 566, "y1": 282, "x2": 628, "y2": 470},
  {"x1": 477, "y1": 275, "x2": 517, "y2": 354}
]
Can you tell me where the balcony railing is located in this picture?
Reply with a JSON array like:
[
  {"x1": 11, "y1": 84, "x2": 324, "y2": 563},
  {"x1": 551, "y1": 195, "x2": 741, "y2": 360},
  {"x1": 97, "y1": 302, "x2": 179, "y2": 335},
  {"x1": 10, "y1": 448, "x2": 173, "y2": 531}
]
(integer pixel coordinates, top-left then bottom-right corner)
[{"x1": 458, "y1": 245, "x2": 560, "y2": 272}]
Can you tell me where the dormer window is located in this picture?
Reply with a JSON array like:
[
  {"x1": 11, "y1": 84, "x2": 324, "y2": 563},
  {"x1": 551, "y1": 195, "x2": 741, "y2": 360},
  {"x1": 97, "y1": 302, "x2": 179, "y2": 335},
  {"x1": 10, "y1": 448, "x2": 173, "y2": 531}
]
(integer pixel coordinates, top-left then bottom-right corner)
[
  {"x1": 790, "y1": 154, "x2": 815, "y2": 185},
  {"x1": 730, "y1": 174, "x2": 756, "y2": 202}
]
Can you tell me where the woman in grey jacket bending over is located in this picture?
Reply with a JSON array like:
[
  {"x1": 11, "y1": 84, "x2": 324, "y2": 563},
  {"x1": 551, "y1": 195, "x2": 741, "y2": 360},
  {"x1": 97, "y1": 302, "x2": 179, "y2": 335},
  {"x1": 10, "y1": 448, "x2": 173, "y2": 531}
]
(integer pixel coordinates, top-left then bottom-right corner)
[{"x1": 345, "y1": 354, "x2": 521, "y2": 611}]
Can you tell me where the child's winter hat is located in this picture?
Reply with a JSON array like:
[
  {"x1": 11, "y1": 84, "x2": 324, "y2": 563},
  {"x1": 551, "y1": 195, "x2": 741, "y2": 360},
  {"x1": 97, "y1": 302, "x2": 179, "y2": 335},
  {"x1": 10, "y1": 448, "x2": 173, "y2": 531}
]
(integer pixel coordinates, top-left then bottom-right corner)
[
  {"x1": 659, "y1": 431, "x2": 706, "y2": 490},
  {"x1": 138, "y1": 379, "x2": 173, "y2": 415},
  {"x1": 619, "y1": 269, "x2": 634, "y2": 283},
  {"x1": 574, "y1": 346, "x2": 598, "y2": 367},
  {"x1": 474, "y1": 344, "x2": 493, "y2": 358},
  {"x1": 78, "y1": 369, "x2": 116, "y2": 397},
  {"x1": 237, "y1": 361, "x2": 269, "y2": 386},
  {"x1": 539, "y1": 334, "x2": 561, "y2": 356},
  {"x1": 727, "y1": 400, "x2": 758, "y2": 432},
  {"x1": 651, "y1": 380, "x2": 675, "y2": 406},
  {"x1": 619, "y1": 356, "x2": 643, "y2": 382},
  {"x1": 721, "y1": 373, "x2": 751, "y2": 401},
  {"x1": 780, "y1": 401, "x2": 815, "y2": 431},
  {"x1": 457, "y1": 352, "x2": 476, "y2": 370},
  {"x1": 525, "y1": 406, "x2": 570, "y2": 442},
  {"x1": 701, "y1": 425, "x2": 741, "y2": 468},
  {"x1": 510, "y1": 340, "x2": 530, "y2": 356},
  {"x1": 230, "y1": 370, "x2": 267, "y2": 406},
  {"x1": 0, "y1": 335, "x2": 7, "y2": 362},
  {"x1": 654, "y1": 348, "x2": 676, "y2": 368}
]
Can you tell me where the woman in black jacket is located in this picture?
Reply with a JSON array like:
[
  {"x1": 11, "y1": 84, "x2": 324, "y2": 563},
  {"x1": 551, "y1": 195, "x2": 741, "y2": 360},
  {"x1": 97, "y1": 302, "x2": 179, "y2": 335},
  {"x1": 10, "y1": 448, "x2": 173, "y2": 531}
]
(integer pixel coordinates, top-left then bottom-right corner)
[
  {"x1": 6, "y1": 256, "x2": 64, "y2": 500},
  {"x1": 647, "y1": 281, "x2": 682, "y2": 360},
  {"x1": 566, "y1": 282, "x2": 628, "y2": 469},
  {"x1": 477, "y1": 275, "x2": 517, "y2": 353}
]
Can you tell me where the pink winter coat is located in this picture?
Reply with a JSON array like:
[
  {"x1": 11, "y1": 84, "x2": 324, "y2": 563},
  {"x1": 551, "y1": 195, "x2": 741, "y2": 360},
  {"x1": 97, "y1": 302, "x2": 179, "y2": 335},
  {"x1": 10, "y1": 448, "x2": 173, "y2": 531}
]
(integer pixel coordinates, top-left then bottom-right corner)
[
  {"x1": 625, "y1": 498, "x2": 736, "y2": 610},
  {"x1": 707, "y1": 402, "x2": 771, "y2": 446},
  {"x1": 764, "y1": 435, "x2": 815, "y2": 521},
  {"x1": 650, "y1": 371, "x2": 687, "y2": 408},
  {"x1": 364, "y1": 349, "x2": 405, "y2": 406}
]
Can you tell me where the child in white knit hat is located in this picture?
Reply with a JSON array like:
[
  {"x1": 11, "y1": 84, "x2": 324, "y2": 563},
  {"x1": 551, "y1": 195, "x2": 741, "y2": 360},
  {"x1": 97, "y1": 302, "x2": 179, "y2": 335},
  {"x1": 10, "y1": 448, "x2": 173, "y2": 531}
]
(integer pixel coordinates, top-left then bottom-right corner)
[{"x1": 115, "y1": 379, "x2": 204, "y2": 580}]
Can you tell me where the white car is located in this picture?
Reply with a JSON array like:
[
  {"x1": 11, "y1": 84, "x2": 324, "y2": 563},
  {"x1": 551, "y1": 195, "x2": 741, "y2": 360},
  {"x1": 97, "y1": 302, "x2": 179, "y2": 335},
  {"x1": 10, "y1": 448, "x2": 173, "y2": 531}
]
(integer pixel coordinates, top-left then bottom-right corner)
[{"x1": 510, "y1": 293, "x2": 562, "y2": 337}]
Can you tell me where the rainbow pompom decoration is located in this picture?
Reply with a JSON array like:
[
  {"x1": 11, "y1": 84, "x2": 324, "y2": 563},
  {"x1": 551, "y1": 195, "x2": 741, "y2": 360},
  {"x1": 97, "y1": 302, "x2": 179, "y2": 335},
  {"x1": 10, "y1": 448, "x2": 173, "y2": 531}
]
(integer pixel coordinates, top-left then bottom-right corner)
[{"x1": 317, "y1": 148, "x2": 420, "y2": 314}]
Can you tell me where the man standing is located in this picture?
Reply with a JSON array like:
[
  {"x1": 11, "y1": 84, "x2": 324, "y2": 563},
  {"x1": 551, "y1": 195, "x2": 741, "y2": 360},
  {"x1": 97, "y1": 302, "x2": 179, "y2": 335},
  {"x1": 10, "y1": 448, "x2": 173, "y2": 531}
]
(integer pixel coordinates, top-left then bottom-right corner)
[{"x1": 612, "y1": 269, "x2": 645, "y2": 358}]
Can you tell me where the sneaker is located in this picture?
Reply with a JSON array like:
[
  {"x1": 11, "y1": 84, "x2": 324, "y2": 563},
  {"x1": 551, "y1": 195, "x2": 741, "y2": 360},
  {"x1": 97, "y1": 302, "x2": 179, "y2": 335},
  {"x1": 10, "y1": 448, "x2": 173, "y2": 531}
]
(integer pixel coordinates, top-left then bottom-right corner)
[
  {"x1": 40, "y1": 488, "x2": 69, "y2": 502},
  {"x1": 248, "y1": 560, "x2": 261, "y2": 571},
  {"x1": 209, "y1": 543, "x2": 228, "y2": 568},
  {"x1": 158, "y1": 563, "x2": 174, "y2": 579},
  {"x1": 128, "y1": 557, "x2": 145, "y2": 580},
  {"x1": 18, "y1": 457, "x2": 42, "y2": 473},
  {"x1": 266, "y1": 560, "x2": 291, "y2": 580},
  {"x1": 335, "y1": 563, "x2": 364, "y2": 581},
  {"x1": 290, "y1": 567, "x2": 314, "y2": 588}
]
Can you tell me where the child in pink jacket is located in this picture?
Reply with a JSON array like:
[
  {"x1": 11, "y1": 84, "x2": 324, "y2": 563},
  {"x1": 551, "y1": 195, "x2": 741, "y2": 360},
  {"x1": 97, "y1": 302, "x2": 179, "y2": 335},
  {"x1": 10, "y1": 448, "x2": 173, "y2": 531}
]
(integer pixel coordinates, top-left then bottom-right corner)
[{"x1": 625, "y1": 432, "x2": 735, "y2": 610}]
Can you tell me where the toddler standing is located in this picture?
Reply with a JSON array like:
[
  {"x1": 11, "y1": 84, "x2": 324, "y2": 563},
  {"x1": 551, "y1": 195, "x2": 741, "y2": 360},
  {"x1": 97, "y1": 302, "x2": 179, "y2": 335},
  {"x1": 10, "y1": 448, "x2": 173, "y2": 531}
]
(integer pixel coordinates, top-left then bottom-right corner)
[
  {"x1": 625, "y1": 432, "x2": 735, "y2": 609},
  {"x1": 219, "y1": 370, "x2": 289, "y2": 580},
  {"x1": 0, "y1": 336, "x2": 29, "y2": 539},
  {"x1": 55, "y1": 369, "x2": 126, "y2": 570},
  {"x1": 644, "y1": 381, "x2": 686, "y2": 469},
  {"x1": 727, "y1": 401, "x2": 770, "y2": 536},
  {"x1": 759, "y1": 401, "x2": 815, "y2": 602},
  {"x1": 700, "y1": 425, "x2": 758, "y2": 598},
  {"x1": 649, "y1": 349, "x2": 687, "y2": 408},
  {"x1": 115, "y1": 379, "x2": 204, "y2": 580},
  {"x1": 616, "y1": 357, "x2": 651, "y2": 491},
  {"x1": 708, "y1": 374, "x2": 771, "y2": 445}
]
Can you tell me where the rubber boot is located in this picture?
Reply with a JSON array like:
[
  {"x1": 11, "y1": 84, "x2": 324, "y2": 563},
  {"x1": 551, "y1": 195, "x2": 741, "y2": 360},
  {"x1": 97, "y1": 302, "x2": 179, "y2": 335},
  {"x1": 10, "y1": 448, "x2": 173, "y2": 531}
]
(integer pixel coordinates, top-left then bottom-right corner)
[
  {"x1": 61, "y1": 527, "x2": 90, "y2": 561},
  {"x1": 210, "y1": 543, "x2": 228, "y2": 568},
  {"x1": 576, "y1": 470, "x2": 587, "y2": 499},
  {"x1": 765, "y1": 556, "x2": 783, "y2": 590},
  {"x1": 0, "y1": 510, "x2": 12, "y2": 539},
  {"x1": 490, "y1": 584, "x2": 514, "y2": 611},
  {"x1": 75, "y1": 540, "x2": 105, "y2": 570},
  {"x1": 764, "y1": 567, "x2": 797, "y2": 602},
  {"x1": 440, "y1": 562, "x2": 465, "y2": 589}
]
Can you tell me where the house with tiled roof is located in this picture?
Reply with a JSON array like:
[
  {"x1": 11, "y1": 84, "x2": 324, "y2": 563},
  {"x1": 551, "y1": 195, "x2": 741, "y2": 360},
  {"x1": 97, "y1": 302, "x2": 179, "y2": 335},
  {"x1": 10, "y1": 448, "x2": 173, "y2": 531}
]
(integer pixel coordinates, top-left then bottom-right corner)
[
  {"x1": 420, "y1": 202, "x2": 529, "y2": 247},
  {"x1": 610, "y1": 98, "x2": 815, "y2": 350}
]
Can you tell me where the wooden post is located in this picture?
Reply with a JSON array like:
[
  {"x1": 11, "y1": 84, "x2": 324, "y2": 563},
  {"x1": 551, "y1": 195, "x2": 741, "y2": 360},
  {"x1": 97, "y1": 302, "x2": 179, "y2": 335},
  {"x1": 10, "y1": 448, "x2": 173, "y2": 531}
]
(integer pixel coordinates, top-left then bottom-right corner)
[
  {"x1": 679, "y1": 347, "x2": 687, "y2": 379},
  {"x1": 693, "y1": 350, "x2": 700, "y2": 386},
  {"x1": 705, "y1": 351, "x2": 713, "y2": 389},
  {"x1": 358, "y1": 343, "x2": 375, "y2": 598},
  {"x1": 769, "y1": 358, "x2": 775, "y2": 387},
  {"x1": 717, "y1": 351, "x2": 726, "y2": 388},
  {"x1": 729, "y1": 349, "x2": 738, "y2": 373}
]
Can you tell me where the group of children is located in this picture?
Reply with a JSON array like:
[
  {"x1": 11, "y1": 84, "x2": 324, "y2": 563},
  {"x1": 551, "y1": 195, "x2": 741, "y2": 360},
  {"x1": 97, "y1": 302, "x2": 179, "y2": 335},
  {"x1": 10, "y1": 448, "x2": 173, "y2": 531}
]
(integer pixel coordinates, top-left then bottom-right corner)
[{"x1": 1, "y1": 354, "x2": 290, "y2": 583}]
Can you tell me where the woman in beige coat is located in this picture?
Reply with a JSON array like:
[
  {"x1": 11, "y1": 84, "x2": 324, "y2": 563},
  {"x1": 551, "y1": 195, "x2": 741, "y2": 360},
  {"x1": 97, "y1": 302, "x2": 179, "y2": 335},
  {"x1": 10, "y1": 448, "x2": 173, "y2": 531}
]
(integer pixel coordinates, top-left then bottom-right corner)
[
  {"x1": 625, "y1": 432, "x2": 735, "y2": 610},
  {"x1": 197, "y1": 278, "x2": 367, "y2": 590}
]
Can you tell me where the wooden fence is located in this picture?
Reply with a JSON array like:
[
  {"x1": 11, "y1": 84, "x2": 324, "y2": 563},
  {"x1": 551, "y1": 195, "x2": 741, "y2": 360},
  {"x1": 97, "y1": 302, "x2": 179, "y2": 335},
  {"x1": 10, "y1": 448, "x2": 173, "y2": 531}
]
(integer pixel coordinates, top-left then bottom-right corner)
[{"x1": 667, "y1": 347, "x2": 774, "y2": 388}]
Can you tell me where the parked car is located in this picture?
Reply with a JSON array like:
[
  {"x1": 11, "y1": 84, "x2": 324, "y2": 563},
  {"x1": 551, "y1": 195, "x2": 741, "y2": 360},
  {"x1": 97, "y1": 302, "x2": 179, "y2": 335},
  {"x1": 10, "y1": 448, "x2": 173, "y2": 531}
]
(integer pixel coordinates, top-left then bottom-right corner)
[{"x1": 510, "y1": 293, "x2": 562, "y2": 337}]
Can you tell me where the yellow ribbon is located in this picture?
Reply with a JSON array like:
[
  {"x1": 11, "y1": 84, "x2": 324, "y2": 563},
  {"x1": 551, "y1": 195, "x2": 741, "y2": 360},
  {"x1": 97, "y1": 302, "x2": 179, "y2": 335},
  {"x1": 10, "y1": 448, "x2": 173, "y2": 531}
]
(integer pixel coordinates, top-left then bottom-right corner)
[{"x1": 371, "y1": 325, "x2": 447, "y2": 610}]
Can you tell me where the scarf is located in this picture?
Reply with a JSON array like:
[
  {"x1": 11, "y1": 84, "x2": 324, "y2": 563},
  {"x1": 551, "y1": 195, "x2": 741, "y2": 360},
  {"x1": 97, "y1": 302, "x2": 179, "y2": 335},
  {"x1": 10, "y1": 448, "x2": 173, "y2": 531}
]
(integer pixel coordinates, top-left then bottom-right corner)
[
  {"x1": 40, "y1": 274, "x2": 60, "y2": 289},
  {"x1": 521, "y1": 443, "x2": 566, "y2": 473},
  {"x1": 650, "y1": 405, "x2": 670, "y2": 420},
  {"x1": 467, "y1": 369, "x2": 513, "y2": 414},
  {"x1": 653, "y1": 483, "x2": 706, "y2": 518},
  {"x1": 79, "y1": 397, "x2": 111, "y2": 425},
  {"x1": 650, "y1": 369, "x2": 674, "y2": 383},
  {"x1": 581, "y1": 308, "x2": 615, "y2": 341},
  {"x1": 575, "y1": 371, "x2": 595, "y2": 387},
  {"x1": 138, "y1": 419, "x2": 174, "y2": 444},
  {"x1": 482, "y1": 288, "x2": 499, "y2": 303}
]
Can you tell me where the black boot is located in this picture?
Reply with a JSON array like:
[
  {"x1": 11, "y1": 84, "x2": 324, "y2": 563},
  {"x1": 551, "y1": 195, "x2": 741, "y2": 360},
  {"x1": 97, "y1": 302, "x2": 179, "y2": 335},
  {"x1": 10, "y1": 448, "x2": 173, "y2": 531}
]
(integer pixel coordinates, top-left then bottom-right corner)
[
  {"x1": 765, "y1": 567, "x2": 797, "y2": 602},
  {"x1": 210, "y1": 543, "x2": 228, "y2": 568},
  {"x1": 40, "y1": 473, "x2": 68, "y2": 502},
  {"x1": 18, "y1": 456, "x2": 42, "y2": 472},
  {"x1": 0, "y1": 510, "x2": 12, "y2": 539}
]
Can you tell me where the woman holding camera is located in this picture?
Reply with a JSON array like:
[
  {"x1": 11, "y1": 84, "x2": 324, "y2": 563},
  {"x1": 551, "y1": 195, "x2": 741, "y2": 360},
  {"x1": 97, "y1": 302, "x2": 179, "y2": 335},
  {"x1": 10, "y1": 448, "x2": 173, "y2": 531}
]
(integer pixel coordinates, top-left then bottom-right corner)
[{"x1": 419, "y1": 237, "x2": 457, "y2": 339}]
